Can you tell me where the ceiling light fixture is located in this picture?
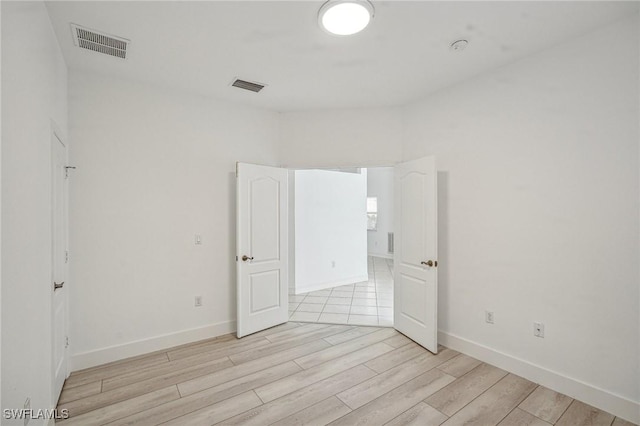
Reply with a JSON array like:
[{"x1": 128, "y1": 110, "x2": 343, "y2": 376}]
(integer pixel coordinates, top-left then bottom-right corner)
[{"x1": 318, "y1": 0, "x2": 375, "y2": 36}]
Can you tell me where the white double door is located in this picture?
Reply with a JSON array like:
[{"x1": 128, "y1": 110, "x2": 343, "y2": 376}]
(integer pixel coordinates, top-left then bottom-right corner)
[{"x1": 236, "y1": 158, "x2": 438, "y2": 353}]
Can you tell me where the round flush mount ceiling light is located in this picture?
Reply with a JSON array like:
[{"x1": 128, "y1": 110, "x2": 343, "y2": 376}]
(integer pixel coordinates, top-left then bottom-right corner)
[{"x1": 318, "y1": 0, "x2": 375, "y2": 36}]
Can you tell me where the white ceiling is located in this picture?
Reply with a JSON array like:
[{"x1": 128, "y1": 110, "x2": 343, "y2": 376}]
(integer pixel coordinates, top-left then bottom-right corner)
[{"x1": 45, "y1": 1, "x2": 638, "y2": 112}]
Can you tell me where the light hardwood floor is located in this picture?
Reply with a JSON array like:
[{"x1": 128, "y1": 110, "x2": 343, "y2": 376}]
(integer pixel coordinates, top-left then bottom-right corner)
[{"x1": 57, "y1": 323, "x2": 635, "y2": 426}]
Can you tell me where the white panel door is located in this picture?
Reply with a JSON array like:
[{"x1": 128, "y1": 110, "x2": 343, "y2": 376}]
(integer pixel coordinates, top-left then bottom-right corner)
[
  {"x1": 52, "y1": 130, "x2": 68, "y2": 402},
  {"x1": 394, "y1": 156, "x2": 438, "y2": 353},
  {"x1": 237, "y1": 163, "x2": 288, "y2": 338}
]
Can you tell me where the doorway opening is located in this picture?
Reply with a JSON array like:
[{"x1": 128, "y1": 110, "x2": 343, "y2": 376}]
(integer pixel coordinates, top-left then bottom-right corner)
[
  {"x1": 288, "y1": 167, "x2": 395, "y2": 327},
  {"x1": 237, "y1": 156, "x2": 438, "y2": 351}
]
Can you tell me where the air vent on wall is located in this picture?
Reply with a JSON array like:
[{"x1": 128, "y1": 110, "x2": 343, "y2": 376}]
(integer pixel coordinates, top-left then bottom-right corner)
[
  {"x1": 231, "y1": 78, "x2": 266, "y2": 93},
  {"x1": 70, "y1": 24, "x2": 129, "y2": 59}
]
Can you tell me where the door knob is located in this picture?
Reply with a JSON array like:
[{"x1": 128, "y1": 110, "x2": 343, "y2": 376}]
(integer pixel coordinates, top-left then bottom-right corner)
[
  {"x1": 54, "y1": 281, "x2": 64, "y2": 290},
  {"x1": 242, "y1": 255, "x2": 254, "y2": 262},
  {"x1": 421, "y1": 260, "x2": 437, "y2": 267}
]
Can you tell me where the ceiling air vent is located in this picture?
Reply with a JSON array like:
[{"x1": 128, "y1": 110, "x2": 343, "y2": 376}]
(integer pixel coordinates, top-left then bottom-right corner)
[
  {"x1": 70, "y1": 24, "x2": 129, "y2": 59},
  {"x1": 231, "y1": 78, "x2": 266, "y2": 93}
]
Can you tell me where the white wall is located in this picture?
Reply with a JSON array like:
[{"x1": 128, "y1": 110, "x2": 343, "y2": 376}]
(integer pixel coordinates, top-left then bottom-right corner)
[
  {"x1": 403, "y1": 15, "x2": 639, "y2": 421},
  {"x1": 295, "y1": 169, "x2": 368, "y2": 293},
  {"x1": 0, "y1": 0, "x2": 2, "y2": 407},
  {"x1": 68, "y1": 71, "x2": 279, "y2": 368},
  {"x1": 1, "y1": 1, "x2": 68, "y2": 422},
  {"x1": 279, "y1": 108, "x2": 402, "y2": 168},
  {"x1": 0, "y1": 0, "x2": 3, "y2": 411},
  {"x1": 367, "y1": 167, "x2": 394, "y2": 258}
]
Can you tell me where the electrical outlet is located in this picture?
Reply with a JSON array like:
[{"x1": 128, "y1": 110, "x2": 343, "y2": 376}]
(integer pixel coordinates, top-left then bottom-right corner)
[
  {"x1": 534, "y1": 321, "x2": 544, "y2": 338},
  {"x1": 194, "y1": 296, "x2": 202, "y2": 307},
  {"x1": 194, "y1": 234, "x2": 202, "y2": 245},
  {"x1": 24, "y1": 397, "x2": 30, "y2": 426},
  {"x1": 485, "y1": 311, "x2": 494, "y2": 324}
]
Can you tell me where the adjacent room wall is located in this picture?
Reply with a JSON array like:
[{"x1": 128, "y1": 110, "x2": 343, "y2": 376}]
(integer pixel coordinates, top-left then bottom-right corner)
[
  {"x1": 279, "y1": 108, "x2": 403, "y2": 168},
  {"x1": 403, "y1": 15, "x2": 639, "y2": 421},
  {"x1": 1, "y1": 1, "x2": 68, "y2": 421},
  {"x1": 68, "y1": 71, "x2": 280, "y2": 368},
  {"x1": 294, "y1": 169, "x2": 368, "y2": 293},
  {"x1": 367, "y1": 167, "x2": 394, "y2": 258}
]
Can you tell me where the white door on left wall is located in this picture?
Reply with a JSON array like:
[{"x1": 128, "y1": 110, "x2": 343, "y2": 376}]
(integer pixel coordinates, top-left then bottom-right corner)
[
  {"x1": 236, "y1": 163, "x2": 289, "y2": 338},
  {"x1": 52, "y1": 129, "x2": 69, "y2": 403}
]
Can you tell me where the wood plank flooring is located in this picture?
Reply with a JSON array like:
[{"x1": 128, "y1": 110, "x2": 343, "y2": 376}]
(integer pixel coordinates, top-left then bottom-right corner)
[{"x1": 57, "y1": 323, "x2": 635, "y2": 426}]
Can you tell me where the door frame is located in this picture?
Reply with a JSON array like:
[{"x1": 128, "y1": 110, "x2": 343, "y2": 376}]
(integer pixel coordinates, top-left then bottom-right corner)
[
  {"x1": 284, "y1": 163, "x2": 397, "y2": 171},
  {"x1": 237, "y1": 160, "x2": 438, "y2": 348},
  {"x1": 285, "y1": 163, "x2": 397, "y2": 300},
  {"x1": 51, "y1": 121, "x2": 69, "y2": 404}
]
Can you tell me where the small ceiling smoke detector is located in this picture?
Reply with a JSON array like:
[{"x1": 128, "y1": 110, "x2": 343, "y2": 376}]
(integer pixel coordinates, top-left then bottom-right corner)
[
  {"x1": 318, "y1": 0, "x2": 375, "y2": 36},
  {"x1": 450, "y1": 39, "x2": 469, "y2": 52},
  {"x1": 231, "y1": 78, "x2": 266, "y2": 93},
  {"x1": 70, "y1": 23, "x2": 129, "y2": 59}
]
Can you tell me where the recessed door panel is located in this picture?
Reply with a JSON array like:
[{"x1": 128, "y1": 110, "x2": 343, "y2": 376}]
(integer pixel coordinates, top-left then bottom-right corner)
[
  {"x1": 250, "y1": 177, "x2": 280, "y2": 262},
  {"x1": 400, "y1": 173, "x2": 425, "y2": 268},
  {"x1": 398, "y1": 274, "x2": 427, "y2": 326},
  {"x1": 250, "y1": 270, "x2": 281, "y2": 314}
]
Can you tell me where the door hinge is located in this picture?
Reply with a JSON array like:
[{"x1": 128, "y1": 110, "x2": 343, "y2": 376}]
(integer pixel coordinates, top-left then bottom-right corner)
[
  {"x1": 64, "y1": 166, "x2": 76, "y2": 179},
  {"x1": 65, "y1": 250, "x2": 69, "y2": 263},
  {"x1": 235, "y1": 162, "x2": 239, "y2": 178},
  {"x1": 65, "y1": 336, "x2": 69, "y2": 348}
]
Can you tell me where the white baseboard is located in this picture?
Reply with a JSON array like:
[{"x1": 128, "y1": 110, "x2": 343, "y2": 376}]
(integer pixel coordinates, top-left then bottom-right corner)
[
  {"x1": 367, "y1": 252, "x2": 393, "y2": 260},
  {"x1": 438, "y1": 331, "x2": 640, "y2": 424},
  {"x1": 295, "y1": 274, "x2": 369, "y2": 294},
  {"x1": 70, "y1": 320, "x2": 236, "y2": 371}
]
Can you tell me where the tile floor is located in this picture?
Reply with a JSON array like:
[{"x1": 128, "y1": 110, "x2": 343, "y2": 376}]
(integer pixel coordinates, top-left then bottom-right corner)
[{"x1": 289, "y1": 256, "x2": 394, "y2": 326}]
